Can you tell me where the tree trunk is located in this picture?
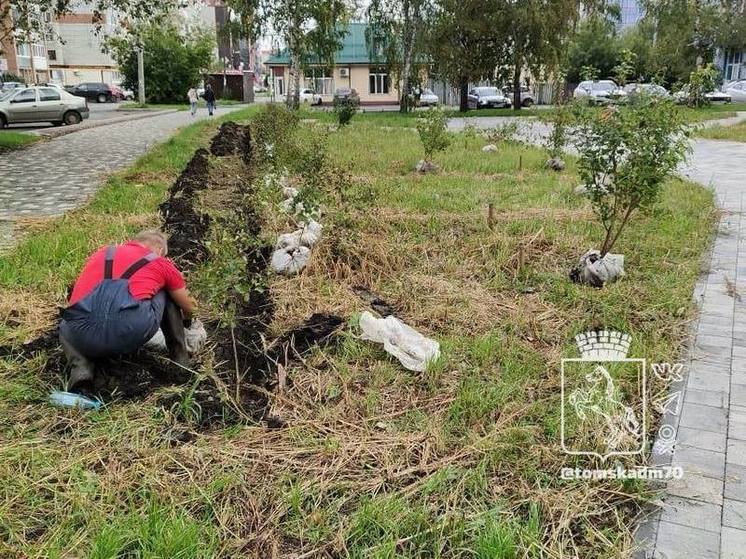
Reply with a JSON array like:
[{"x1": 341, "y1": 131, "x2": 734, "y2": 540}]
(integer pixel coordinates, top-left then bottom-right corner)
[
  {"x1": 459, "y1": 77, "x2": 469, "y2": 112},
  {"x1": 512, "y1": 55, "x2": 522, "y2": 111},
  {"x1": 399, "y1": 0, "x2": 414, "y2": 113},
  {"x1": 288, "y1": 50, "x2": 300, "y2": 110}
]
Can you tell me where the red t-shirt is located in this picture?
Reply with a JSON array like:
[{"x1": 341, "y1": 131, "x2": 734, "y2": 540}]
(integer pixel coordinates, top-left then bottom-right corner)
[{"x1": 69, "y1": 241, "x2": 186, "y2": 305}]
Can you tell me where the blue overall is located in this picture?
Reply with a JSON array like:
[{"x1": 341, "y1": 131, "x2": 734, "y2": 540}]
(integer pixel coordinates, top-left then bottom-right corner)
[{"x1": 60, "y1": 245, "x2": 164, "y2": 358}]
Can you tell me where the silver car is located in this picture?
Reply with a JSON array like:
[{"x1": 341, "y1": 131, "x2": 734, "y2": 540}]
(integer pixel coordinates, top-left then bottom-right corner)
[
  {"x1": 467, "y1": 87, "x2": 512, "y2": 109},
  {"x1": 723, "y1": 80, "x2": 746, "y2": 103},
  {"x1": 0, "y1": 86, "x2": 90, "y2": 128},
  {"x1": 573, "y1": 80, "x2": 625, "y2": 105}
]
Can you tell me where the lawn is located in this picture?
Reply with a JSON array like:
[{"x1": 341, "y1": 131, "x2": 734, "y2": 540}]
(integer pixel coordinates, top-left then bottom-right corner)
[
  {"x1": 0, "y1": 130, "x2": 40, "y2": 152},
  {"x1": 698, "y1": 119, "x2": 746, "y2": 141},
  {"x1": 0, "y1": 107, "x2": 716, "y2": 558}
]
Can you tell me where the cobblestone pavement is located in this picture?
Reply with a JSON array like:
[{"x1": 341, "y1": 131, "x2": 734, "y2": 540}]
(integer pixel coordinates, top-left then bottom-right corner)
[
  {"x1": 450, "y1": 112, "x2": 746, "y2": 558},
  {"x1": 635, "y1": 135, "x2": 746, "y2": 559},
  {"x1": 0, "y1": 106, "x2": 245, "y2": 246}
]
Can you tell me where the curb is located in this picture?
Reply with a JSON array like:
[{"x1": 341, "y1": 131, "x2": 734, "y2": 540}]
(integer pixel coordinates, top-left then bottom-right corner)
[{"x1": 32, "y1": 109, "x2": 178, "y2": 139}]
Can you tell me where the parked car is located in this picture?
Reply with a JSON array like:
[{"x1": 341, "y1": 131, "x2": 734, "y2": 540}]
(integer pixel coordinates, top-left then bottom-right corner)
[
  {"x1": 1, "y1": 81, "x2": 25, "y2": 93},
  {"x1": 623, "y1": 83, "x2": 670, "y2": 98},
  {"x1": 722, "y1": 80, "x2": 746, "y2": 103},
  {"x1": 674, "y1": 85, "x2": 732, "y2": 104},
  {"x1": 69, "y1": 82, "x2": 117, "y2": 103},
  {"x1": 502, "y1": 86, "x2": 535, "y2": 107},
  {"x1": 418, "y1": 88, "x2": 439, "y2": 107},
  {"x1": 573, "y1": 80, "x2": 625, "y2": 105},
  {"x1": 333, "y1": 87, "x2": 359, "y2": 103},
  {"x1": 0, "y1": 86, "x2": 89, "y2": 127},
  {"x1": 299, "y1": 88, "x2": 323, "y2": 105},
  {"x1": 467, "y1": 87, "x2": 512, "y2": 109}
]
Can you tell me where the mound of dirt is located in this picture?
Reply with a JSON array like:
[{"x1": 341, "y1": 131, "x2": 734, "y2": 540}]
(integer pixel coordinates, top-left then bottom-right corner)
[
  {"x1": 210, "y1": 121, "x2": 251, "y2": 161},
  {"x1": 1, "y1": 120, "x2": 343, "y2": 429}
]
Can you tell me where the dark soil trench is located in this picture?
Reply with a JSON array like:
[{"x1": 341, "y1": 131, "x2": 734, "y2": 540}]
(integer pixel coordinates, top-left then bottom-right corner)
[{"x1": 0, "y1": 120, "x2": 343, "y2": 428}]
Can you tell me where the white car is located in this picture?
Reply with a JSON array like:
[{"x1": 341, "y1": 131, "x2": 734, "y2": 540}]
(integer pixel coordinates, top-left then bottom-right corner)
[
  {"x1": 467, "y1": 87, "x2": 512, "y2": 109},
  {"x1": 573, "y1": 80, "x2": 625, "y2": 104},
  {"x1": 418, "y1": 88, "x2": 438, "y2": 107},
  {"x1": 674, "y1": 85, "x2": 731, "y2": 104},
  {"x1": 299, "y1": 88, "x2": 322, "y2": 105},
  {"x1": 623, "y1": 83, "x2": 669, "y2": 98},
  {"x1": 723, "y1": 80, "x2": 746, "y2": 103}
]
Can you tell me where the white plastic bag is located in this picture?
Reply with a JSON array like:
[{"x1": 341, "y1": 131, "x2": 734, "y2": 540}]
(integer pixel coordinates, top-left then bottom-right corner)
[
  {"x1": 276, "y1": 230, "x2": 302, "y2": 250},
  {"x1": 482, "y1": 144, "x2": 498, "y2": 152},
  {"x1": 359, "y1": 311, "x2": 440, "y2": 372},
  {"x1": 270, "y1": 246, "x2": 311, "y2": 275},
  {"x1": 298, "y1": 220, "x2": 322, "y2": 247},
  {"x1": 145, "y1": 318, "x2": 207, "y2": 354},
  {"x1": 574, "y1": 249, "x2": 625, "y2": 287},
  {"x1": 283, "y1": 186, "x2": 299, "y2": 199}
]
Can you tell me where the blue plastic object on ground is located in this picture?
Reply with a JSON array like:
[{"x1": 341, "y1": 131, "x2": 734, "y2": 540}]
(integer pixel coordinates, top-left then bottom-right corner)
[{"x1": 49, "y1": 391, "x2": 102, "y2": 410}]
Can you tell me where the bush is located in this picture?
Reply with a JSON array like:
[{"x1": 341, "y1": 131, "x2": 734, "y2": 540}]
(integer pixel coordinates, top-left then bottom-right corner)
[
  {"x1": 333, "y1": 93, "x2": 360, "y2": 126},
  {"x1": 107, "y1": 22, "x2": 214, "y2": 104},
  {"x1": 416, "y1": 109, "x2": 451, "y2": 163},
  {"x1": 573, "y1": 97, "x2": 690, "y2": 255},
  {"x1": 686, "y1": 63, "x2": 719, "y2": 108},
  {"x1": 484, "y1": 121, "x2": 519, "y2": 144}
]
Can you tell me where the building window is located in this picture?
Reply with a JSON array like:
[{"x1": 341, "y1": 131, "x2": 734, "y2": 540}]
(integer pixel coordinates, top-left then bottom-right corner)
[
  {"x1": 725, "y1": 50, "x2": 744, "y2": 81},
  {"x1": 369, "y1": 67, "x2": 389, "y2": 94},
  {"x1": 16, "y1": 43, "x2": 30, "y2": 57},
  {"x1": 305, "y1": 68, "x2": 333, "y2": 95},
  {"x1": 47, "y1": 49, "x2": 57, "y2": 61}
]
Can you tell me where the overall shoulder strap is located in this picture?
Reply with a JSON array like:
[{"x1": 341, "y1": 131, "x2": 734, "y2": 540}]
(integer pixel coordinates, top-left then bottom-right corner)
[
  {"x1": 103, "y1": 245, "x2": 116, "y2": 279},
  {"x1": 120, "y1": 252, "x2": 158, "y2": 280}
]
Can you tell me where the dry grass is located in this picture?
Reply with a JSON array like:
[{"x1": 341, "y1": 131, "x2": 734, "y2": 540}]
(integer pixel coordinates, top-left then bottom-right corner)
[{"x1": 0, "y1": 107, "x2": 717, "y2": 558}]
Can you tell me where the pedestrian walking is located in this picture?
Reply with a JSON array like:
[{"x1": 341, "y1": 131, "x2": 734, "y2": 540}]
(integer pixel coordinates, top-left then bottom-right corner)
[
  {"x1": 204, "y1": 84, "x2": 216, "y2": 116},
  {"x1": 187, "y1": 86, "x2": 198, "y2": 116}
]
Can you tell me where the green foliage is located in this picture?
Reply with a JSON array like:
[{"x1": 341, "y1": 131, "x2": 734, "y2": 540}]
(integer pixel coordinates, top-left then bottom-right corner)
[
  {"x1": 686, "y1": 63, "x2": 720, "y2": 108},
  {"x1": 612, "y1": 49, "x2": 637, "y2": 86},
  {"x1": 484, "y1": 121, "x2": 520, "y2": 144},
  {"x1": 333, "y1": 93, "x2": 360, "y2": 126},
  {"x1": 250, "y1": 103, "x2": 301, "y2": 166},
  {"x1": 0, "y1": 71, "x2": 24, "y2": 84},
  {"x1": 416, "y1": 109, "x2": 452, "y2": 162},
  {"x1": 573, "y1": 97, "x2": 691, "y2": 255},
  {"x1": 545, "y1": 102, "x2": 572, "y2": 159},
  {"x1": 567, "y1": 17, "x2": 619, "y2": 84},
  {"x1": 107, "y1": 22, "x2": 214, "y2": 104}
]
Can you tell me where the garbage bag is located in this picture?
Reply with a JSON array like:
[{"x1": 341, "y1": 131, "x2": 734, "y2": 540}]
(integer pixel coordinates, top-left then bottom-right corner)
[
  {"x1": 270, "y1": 246, "x2": 311, "y2": 275},
  {"x1": 299, "y1": 220, "x2": 322, "y2": 247},
  {"x1": 571, "y1": 249, "x2": 625, "y2": 287},
  {"x1": 145, "y1": 318, "x2": 208, "y2": 354},
  {"x1": 359, "y1": 311, "x2": 440, "y2": 372},
  {"x1": 482, "y1": 144, "x2": 498, "y2": 152},
  {"x1": 276, "y1": 230, "x2": 302, "y2": 251}
]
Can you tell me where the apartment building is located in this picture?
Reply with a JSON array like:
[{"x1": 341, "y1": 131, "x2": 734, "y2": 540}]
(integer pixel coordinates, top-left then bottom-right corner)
[{"x1": 0, "y1": 1, "x2": 50, "y2": 83}]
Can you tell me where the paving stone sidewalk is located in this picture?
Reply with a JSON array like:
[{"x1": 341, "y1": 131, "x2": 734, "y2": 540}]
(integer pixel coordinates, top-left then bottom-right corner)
[
  {"x1": 0, "y1": 106, "x2": 244, "y2": 247},
  {"x1": 633, "y1": 136, "x2": 746, "y2": 559}
]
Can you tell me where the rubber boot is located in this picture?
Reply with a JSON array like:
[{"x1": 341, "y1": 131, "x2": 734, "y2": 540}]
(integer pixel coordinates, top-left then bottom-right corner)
[
  {"x1": 161, "y1": 296, "x2": 191, "y2": 369},
  {"x1": 59, "y1": 330, "x2": 96, "y2": 389}
]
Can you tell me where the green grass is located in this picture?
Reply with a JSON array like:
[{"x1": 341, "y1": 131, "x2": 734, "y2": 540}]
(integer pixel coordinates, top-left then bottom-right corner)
[
  {"x1": 698, "y1": 119, "x2": 746, "y2": 141},
  {"x1": 0, "y1": 130, "x2": 40, "y2": 151},
  {"x1": 0, "y1": 108, "x2": 717, "y2": 557}
]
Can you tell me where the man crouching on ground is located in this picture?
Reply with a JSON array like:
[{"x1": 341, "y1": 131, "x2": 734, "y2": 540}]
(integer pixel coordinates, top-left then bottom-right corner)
[{"x1": 59, "y1": 230, "x2": 196, "y2": 391}]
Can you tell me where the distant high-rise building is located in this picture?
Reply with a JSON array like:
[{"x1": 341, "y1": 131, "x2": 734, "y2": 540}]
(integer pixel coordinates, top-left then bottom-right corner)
[{"x1": 617, "y1": 0, "x2": 644, "y2": 30}]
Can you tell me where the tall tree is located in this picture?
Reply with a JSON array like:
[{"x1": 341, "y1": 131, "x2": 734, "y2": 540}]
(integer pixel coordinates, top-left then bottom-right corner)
[
  {"x1": 366, "y1": 0, "x2": 431, "y2": 112},
  {"x1": 496, "y1": 0, "x2": 580, "y2": 111},
  {"x1": 427, "y1": 0, "x2": 507, "y2": 111},
  {"x1": 267, "y1": 0, "x2": 349, "y2": 109}
]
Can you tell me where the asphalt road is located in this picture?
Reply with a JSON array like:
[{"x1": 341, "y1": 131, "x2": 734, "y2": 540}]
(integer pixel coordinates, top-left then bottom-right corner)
[{"x1": 6, "y1": 102, "x2": 144, "y2": 132}]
